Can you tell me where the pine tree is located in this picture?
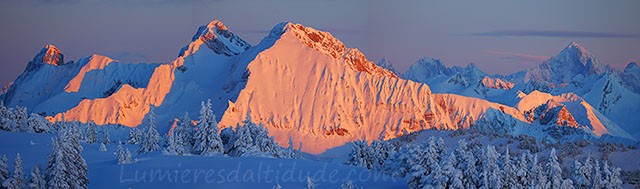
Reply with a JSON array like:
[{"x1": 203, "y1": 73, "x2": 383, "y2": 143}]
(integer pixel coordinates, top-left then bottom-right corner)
[
  {"x1": 546, "y1": 148, "x2": 563, "y2": 189},
  {"x1": 2, "y1": 154, "x2": 24, "y2": 189},
  {"x1": 175, "y1": 112, "x2": 194, "y2": 149},
  {"x1": 164, "y1": 128, "x2": 185, "y2": 155},
  {"x1": 0, "y1": 154, "x2": 7, "y2": 185},
  {"x1": 272, "y1": 183, "x2": 283, "y2": 189},
  {"x1": 28, "y1": 114, "x2": 50, "y2": 133},
  {"x1": 46, "y1": 123, "x2": 88, "y2": 188},
  {"x1": 233, "y1": 123, "x2": 255, "y2": 157},
  {"x1": 573, "y1": 154, "x2": 593, "y2": 188},
  {"x1": 454, "y1": 139, "x2": 478, "y2": 188},
  {"x1": 28, "y1": 166, "x2": 45, "y2": 189},
  {"x1": 102, "y1": 129, "x2": 111, "y2": 145},
  {"x1": 427, "y1": 162, "x2": 445, "y2": 189},
  {"x1": 515, "y1": 152, "x2": 530, "y2": 188},
  {"x1": 530, "y1": 155, "x2": 546, "y2": 189},
  {"x1": 501, "y1": 148, "x2": 517, "y2": 188},
  {"x1": 591, "y1": 159, "x2": 602, "y2": 189},
  {"x1": 126, "y1": 148, "x2": 133, "y2": 163},
  {"x1": 139, "y1": 107, "x2": 160, "y2": 153},
  {"x1": 306, "y1": 177, "x2": 315, "y2": 189},
  {"x1": 482, "y1": 146, "x2": 502, "y2": 189},
  {"x1": 117, "y1": 143, "x2": 134, "y2": 164},
  {"x1": 370, "y1": 140, "x2": 395, "y2": 170},
  {"x1": 0, "y1": 101, "x2": 9, "y2": 131},
  {"x1": 561, "y1": 179, "x2": 575, "y2": 189},
  {"x1": 127, "y1": 127, "x2": 143, "y2": 145},
  {"x1": 99, "y1": 143, "x2": 107, "y2": 152},
  {"x1": 341, "y1": 180, "x2": 356, "y2": 189},
  {"x1": 85, "y1": 121, "x2": 98, "y2": 144},
  {"x1": 345, "y1": 139, "x2": 371, "y2": 169},
  {"x1": 192, "y1": 100, "x2": 224, "y2": 156},
  {"x1": 609, "y1": 165, "x2": 623, "y2": 189},
  {"x1": 14, "y1": 106, "x2": 29, "y2": 132},
  {"x1": 46, "y1": 138, "x2": 68, "y2": 188},
  {"x1": 442, "y1": 152, "x2": 463, "y2": 188}
]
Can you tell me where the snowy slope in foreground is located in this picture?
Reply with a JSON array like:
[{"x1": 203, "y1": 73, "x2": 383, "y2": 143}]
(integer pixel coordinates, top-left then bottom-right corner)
[{"x1": 0, "y1": 131, "x2": 403, "y2": 188}]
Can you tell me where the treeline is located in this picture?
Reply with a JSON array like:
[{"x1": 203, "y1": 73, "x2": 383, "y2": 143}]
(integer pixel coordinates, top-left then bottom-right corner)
[
  {"x1": 123, "y1": 100, "x2": 302, "y2": 160},
  {"x1": 0, "y1": 102, "x2": 51, "y2": 133},
  {"x1": 346, "y1": 136, "x2": 624, "y2": 189}
]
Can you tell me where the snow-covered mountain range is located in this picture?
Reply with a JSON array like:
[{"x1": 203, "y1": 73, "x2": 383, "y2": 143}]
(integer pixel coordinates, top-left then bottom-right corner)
[
  {"x1": 1, "y1": 20, "x2": 636, "y2": 154},
  {"x1": 403, "y1": 41, "x2": 640, "y2": 140}
]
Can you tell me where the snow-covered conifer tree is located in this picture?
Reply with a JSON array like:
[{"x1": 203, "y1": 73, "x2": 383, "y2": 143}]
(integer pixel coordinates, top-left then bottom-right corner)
[
  {"x1": 28, "y1": 114, "x2": 50, "y2": 133},
  {"x1": 346, "y1": 139, "x2": 371, "y2": 169},
  {"x1": 546, "y1": 148, "x2": 563, "y2": 189},
  {"x1": 117, "y1": 143, "x2": 134, "y2": 164},
  {"x1": 139, "y1": 107, "x2": 160, "y2": 153},
  {"x1": 529, "y1": 155, "x2": 546, "y2": 189},
  {"x1": 175, "y1": 112, "x2": 194, "y2": 149},
  {"x1": 102, "y1": 129, "x2": 111, "y2": 145},
  {"x1": 127, "y1": 127, "x2": 143, "y2": 145},
  {"x1": 0, "y1": 101, "x2": 8, "y2": 131},
  {"x1": 341, "y1": 180, "x2": 356, "y2": 189},
  {"x1": 442, "y1": 152, "x2": 463, "y2": 188},
  {"x1": 2, "y1": 154, "x2": 24, "y2": 189},
  {"x1": 85, "y1": 121, "x2": 98, "y2": 144},
  {"x1": 515, "y1": 152, "x2": 530, "y2": 188},
  {"x1": 0, "y1": 154, "x2": 7, "y2": 184},
  {"x1": 28, "y1": 166, "x2": 45, "y2": 189},
  {"x1": 592, "y1": 159, "x2": 602, "y2": 189},
  {"x1": 306, "y1": 177, "x2": 315, "y2": 189},
  {"x1": 192, "y1": 100, "x2": 224, "y2": 156},
  {"x1": 164, "y1": 128, "x2": 185, "y2": 156},
  {"x1": 99, "y1": 143, "x2": 107, "y2": 152},
  {"x1": 483, "y1": 146, "x2": 503, "y2": 189},
  {"x1": 14, "y1": 106, "x2": 29, "y2": 132},
  {"x1": 233, "y1": 123, "x2": 255, "y2": 157}
]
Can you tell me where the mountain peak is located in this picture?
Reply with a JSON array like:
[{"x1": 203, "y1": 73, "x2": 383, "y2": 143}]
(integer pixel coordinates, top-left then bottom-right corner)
[
  {"x1": 376, "y1": 57, "x2": 397, "y2": 73},
  {"x1": 271, "y1": 22, "x2": 346, "y2": 59},
  {"x1": 525, "y1": 41, "x2": 603, "y2": 84},
  {"x1": 24, "y1": 44, "x2": 67, "y2": 71},
  {"x1": 206, "y1": 20, "x2": 228, "y2": 31},
  {"x1": 555, "y1": 41, "x2": 595, "y2": 65},
  {"x1": 625, "y1": 62, "x2": 638, "y2": 70},
  {"x1": 267, "y1": 22, "x2": 395, "y2": 77},
  {"x1": 37, "y1": 44, "x2": 64, "y2": 66},
  {"x1": 178, "y1": 19, "x2": 251, "y2": 57}
]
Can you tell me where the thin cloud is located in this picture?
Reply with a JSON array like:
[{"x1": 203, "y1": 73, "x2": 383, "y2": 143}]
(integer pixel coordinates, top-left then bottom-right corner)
[
  {"x1": 485, "y1": 50, "x2": 549, "y2": 62},
  {"x1": 470, "y1": 30, "x2": 638, "y2": 38}
]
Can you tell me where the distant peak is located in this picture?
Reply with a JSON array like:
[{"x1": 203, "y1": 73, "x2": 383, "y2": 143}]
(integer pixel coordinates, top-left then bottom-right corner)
[
  {"x1": 179, "y1": 19, "x2": 251, "y2": 57},
  {"x1": 626, "y1": 62, "x2": 638, "y2": 69},
  {"x1": 558, "y1": 41, "x2": 592, "y2": 59},
  {"x1": 465, "y1": 62, "x2": 478, "y2": 69},
  {"x1": 376, "y1": 57, "x2": 396, "y2": 73},
  {"x1": 417, "y1": 57, "x2": 444, "y2": 65}
]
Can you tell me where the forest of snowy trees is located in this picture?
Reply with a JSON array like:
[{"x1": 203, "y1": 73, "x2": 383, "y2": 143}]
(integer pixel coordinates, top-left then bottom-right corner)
[
  {"x1": 0, "y1": 100, "x2": 303, "y2": 188},
  {"x1": 0, "y1": 100, "x2": 635, "y2": 188},
  {"x1": 346, "y1": 136, "x2": 624, "y2": 189}
]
